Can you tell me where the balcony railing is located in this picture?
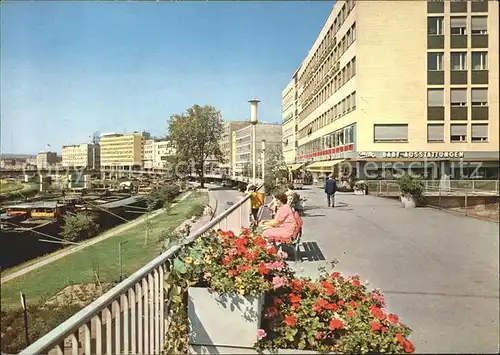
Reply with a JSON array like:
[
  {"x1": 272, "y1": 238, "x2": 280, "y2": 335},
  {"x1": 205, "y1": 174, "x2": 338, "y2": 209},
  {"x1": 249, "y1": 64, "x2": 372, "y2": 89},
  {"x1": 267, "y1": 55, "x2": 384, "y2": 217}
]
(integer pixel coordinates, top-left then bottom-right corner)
[{"x1": 19, "y1": 188, "x2": 258, "y2": 355}]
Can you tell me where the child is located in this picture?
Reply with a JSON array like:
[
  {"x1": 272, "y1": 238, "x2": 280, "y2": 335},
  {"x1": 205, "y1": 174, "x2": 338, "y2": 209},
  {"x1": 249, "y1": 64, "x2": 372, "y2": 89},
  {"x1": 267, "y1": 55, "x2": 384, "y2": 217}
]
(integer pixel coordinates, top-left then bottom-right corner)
[{"x1": 247, "y1": 184, "x2": 263, "y2": 225}]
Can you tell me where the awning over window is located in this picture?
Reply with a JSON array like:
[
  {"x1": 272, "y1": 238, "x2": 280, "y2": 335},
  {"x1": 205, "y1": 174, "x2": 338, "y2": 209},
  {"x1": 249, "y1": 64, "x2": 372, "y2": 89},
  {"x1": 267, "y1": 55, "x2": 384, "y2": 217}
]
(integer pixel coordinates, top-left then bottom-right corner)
[
  {"x1": 287, "y1": 163, "x2": 304, "y2": 171},
  {"x1": 306, "y1": 159, "x2": 345, "y2": 172}
]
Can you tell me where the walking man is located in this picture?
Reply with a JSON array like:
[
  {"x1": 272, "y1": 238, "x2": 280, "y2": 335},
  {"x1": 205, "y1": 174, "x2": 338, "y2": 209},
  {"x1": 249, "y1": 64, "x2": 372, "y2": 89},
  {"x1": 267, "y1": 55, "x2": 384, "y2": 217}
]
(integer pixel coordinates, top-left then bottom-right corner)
[{"x1": 324, "y1": 173, "x2": 337, "y2": 207}]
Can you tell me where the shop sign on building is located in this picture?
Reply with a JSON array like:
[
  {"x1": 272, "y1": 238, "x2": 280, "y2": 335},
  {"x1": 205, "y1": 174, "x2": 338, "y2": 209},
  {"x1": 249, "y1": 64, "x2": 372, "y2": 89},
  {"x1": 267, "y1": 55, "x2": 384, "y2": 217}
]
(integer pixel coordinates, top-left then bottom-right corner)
[
  {"x1": 382, "y1": 151, "x2": 465, "y2": 159},
  {"x1": 358, "y1": 151, "x2": 376, "y2": 158}
]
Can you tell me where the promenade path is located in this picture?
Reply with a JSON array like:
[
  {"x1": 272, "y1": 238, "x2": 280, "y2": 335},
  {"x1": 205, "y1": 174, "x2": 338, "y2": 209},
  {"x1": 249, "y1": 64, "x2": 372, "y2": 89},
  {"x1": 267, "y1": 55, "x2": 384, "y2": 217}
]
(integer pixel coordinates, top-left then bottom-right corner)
[{"x1": 287, "y1": 187, "x2": 499, "y2": 354}]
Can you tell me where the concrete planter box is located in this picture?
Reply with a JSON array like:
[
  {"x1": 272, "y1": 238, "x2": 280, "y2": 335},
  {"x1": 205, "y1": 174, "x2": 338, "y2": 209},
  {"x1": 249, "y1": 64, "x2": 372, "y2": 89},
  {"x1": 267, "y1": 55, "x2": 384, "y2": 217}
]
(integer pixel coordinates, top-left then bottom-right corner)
[
  {"x1": 188, "y1": 287, "x2": 265, "y2": 348},
  {"x1": 190, "y1": 345, "x2": 334, "y2": 354},
  {"x1": 401, "y1": 196, "x2": 417, "y2": 209}
]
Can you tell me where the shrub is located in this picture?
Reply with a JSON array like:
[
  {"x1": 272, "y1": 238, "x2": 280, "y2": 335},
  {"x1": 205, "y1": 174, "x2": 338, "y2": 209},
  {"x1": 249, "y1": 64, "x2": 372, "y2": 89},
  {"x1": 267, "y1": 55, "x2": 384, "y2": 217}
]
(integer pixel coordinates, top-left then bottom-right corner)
[
  {"x1": 1, "y1": 303, "x2": 82, "y2": 354},
  {"x1": 147, "y1": 184, "x2": 181, "y2": 209},
  {"x1": 60, "y1": 213, "x2": 100, "y2": 243},
  {"x1": 187, "y1": 203, "x2": 205, "y2": 218},
  {"x1": 256, "y1": 269, "x2": 414, "y2": 354},
  {"x1": 354, "y1": 181, "x2": 368, "y2": 190},
  {"x1": 397, "y1": 175, "x2": 424, "y2": 200}
]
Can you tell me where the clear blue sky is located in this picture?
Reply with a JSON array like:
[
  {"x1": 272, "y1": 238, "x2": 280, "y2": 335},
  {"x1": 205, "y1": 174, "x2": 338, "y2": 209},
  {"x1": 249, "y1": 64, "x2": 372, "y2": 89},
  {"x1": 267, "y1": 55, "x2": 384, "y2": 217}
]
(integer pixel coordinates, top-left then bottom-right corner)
[{"x1": 1, "y1": 1, "x2": 334, "y2": 154}]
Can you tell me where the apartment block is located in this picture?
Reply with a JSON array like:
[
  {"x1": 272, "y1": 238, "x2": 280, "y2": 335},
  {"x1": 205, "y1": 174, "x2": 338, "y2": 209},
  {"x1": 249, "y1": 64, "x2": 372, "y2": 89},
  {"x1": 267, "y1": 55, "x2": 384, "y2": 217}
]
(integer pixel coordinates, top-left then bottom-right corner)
[
  {"x1": 36, "y1": 152, "x2": 59, "y2": 169},
  {"x1": 283, "y1": 0, "x2": 498, "y2": 179},
  {"x1": 220, "y1": 121, "x2": 249, "y2": 175},
  {"x1": 100, "y1": 132, "x2": 145, "y2": 170},
  {"x1": 62, "y1": 143, "x2": 100, "y2": 169},
  {"x1": 232, "y1": 123, "x2": 282, "y2": 176}
]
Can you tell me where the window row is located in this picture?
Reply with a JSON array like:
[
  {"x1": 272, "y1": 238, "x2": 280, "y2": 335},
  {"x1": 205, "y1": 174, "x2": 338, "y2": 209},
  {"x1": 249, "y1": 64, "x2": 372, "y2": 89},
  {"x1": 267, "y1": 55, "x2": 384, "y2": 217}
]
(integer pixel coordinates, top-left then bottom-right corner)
[
  {"x1": 428, "y1": 123, "x2": 488, "y2": 143},
  {"x1": 299, "y1": 92, "x2": 356, "y2": 140},
  {"x1": 427, "y1": 88, "x2": 488, "y2": 106},
  {"x1": 428, "y1": 16, "x2": 487, "y2": 36},
  {"x1": 301, "y1": 22, "x2": 357, "y2": 97},
  {"x1": 300, "y1": 0, "x2": 356, "y2": 83},
  {"x1": 428, "y1": 52, "x2": 488, "y2": 71},
  {"x1": 299, "y1": 57, "x2": 356, "y2": 122},
  {"x1": 297, "y1": 125, "x2": 355, "y2": 156},
  {"x1": 428, "y1": 0, "x2": 489, "y2": 14}
]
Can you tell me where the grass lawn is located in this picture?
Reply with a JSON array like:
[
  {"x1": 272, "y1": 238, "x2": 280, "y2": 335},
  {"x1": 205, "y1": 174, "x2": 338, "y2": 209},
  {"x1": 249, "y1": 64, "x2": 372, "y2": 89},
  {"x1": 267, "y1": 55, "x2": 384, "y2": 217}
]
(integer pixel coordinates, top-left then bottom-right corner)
[
  {"x1": 1, "y1": 191, "x2": 208, "y2": 309},
  {"x1": 0, "y1": 180, "x2": 24, "y2": 194}
]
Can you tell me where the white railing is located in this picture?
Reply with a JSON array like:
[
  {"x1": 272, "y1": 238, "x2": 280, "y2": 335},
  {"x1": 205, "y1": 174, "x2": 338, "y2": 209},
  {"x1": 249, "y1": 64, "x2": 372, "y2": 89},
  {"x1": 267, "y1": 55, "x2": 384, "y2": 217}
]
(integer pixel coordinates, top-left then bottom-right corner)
[
  {"x1": 19, "y1": 190, "x2": 254, "y2": 355},
  {"x1": 364, "y1": 179, "x2": 499, "y2": 196}
]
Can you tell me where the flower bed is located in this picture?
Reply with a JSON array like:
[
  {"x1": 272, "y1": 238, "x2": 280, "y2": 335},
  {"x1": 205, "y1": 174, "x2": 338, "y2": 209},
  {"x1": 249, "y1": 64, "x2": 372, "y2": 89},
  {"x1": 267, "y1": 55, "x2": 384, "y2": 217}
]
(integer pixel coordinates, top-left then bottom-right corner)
[
  {"x1": 163, "y1": 229, "x2": 414, "y2": 354},
  {"x1": 255, "y1": 269, "x2": 414, "y2": 354}
]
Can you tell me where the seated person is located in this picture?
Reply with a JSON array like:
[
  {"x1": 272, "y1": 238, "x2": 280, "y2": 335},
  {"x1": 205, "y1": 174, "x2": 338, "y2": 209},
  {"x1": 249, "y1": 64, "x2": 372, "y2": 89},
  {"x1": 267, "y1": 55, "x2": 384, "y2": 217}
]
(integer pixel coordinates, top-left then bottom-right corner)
[{"x1": 261, "y1": 192, "x2": 297, "y2": 243}]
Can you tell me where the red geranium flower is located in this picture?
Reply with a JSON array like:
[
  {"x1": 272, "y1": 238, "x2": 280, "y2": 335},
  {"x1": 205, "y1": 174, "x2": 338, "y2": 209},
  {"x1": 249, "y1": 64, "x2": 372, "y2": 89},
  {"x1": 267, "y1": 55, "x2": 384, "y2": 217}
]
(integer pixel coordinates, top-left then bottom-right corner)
[
  {"x1": 329, "y1": 319, "x2": 343, "y2": 330},
  {"x1": 370, "y1": 321, "x2": 382, "y2": 332},
  {"x1": 258, "y1": 262, "x2": 269, "y2": 275},
  {"x1": 404, "y1": 339, "x2": 415, "y2": 353},
  {"x1": 289, "y1": 293, "x2": 301, "y2": 304},
  {"x1": 346, "y1": 310, "x2": 356, "y2": 318},
  {"x1": 330, "y1": 271, "x2": 341, "y2": 278},
  {"x1": 370, "y1": 305, "x2": 386, "y2": 320},
  {"x1": 387, "y1": 313, "x2": 399, "y2": 324},
  {"x1": 284, "y1": 315, "x2": 296, "y2": 327},
  {"x1": 337, "y1": 299, "x2": 345, "y2": 307},
  {"x1": 254, "y1": 235, "x2": 266, "y2": 248},
  {"x1": 352, "y1": 279, "x2": 361, "y2": 287},
  {"x1": 315, "y1": 331, "x2": 323, "y2": 340},
  {"x1": 290, "y1": 279, "x2": 303, "y2": 292},
  {"x1": 349, "y1": 300, "x2": 359, "y2": 308},
  {"x1": 324, "y1": 302, "x2": 338, "y2": 311}
]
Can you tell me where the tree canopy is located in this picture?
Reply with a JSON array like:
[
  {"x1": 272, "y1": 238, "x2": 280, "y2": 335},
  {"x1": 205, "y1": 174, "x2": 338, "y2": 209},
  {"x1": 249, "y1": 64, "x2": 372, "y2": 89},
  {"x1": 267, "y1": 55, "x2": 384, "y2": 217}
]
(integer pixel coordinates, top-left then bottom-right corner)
[
  {"x1": 167, "y1": 105, "x2": 224, "y2": 187},
  {"x1": 263, "y1": 145, "x2": 289, "y2": 195}
]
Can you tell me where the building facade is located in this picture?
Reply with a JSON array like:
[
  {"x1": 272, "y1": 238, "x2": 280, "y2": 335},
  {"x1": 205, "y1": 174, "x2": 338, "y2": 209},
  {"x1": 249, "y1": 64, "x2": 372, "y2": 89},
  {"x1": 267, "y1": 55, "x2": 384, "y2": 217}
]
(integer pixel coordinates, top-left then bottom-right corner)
[
  {"x1": 284, "y1": 0, "x2": 498, "y2": 179},
  {"x1": 282, "y1": 78, "x2": 298, "y2": 165},
  {"x1": 100, "y1": 132, "x2": 145, "y2": 170},
  {"x1": 62, "y1": 143, "x2": 100, "y2": 169},
  {"x1": 220, "y1": 121, "x2": 249, "y2": 175},
  {"x1": 36, "y1": 152, "x2": 59, "y2": 169},
  {"x1": 143, "y1": 139, "x2": 176, "y2": 170},
  {"x1": 232, "y1": 123, "x2": 282, "y2": 176}
]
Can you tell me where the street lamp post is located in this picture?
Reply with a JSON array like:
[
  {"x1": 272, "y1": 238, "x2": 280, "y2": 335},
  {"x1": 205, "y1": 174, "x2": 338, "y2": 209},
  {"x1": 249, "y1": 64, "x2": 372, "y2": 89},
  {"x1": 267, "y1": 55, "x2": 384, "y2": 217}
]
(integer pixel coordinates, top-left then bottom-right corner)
[
  {"x1": 261, "y1": 140, "x2": 266, "y2": 182},
  {"x1": 248, "y1": 99, "x2": 260, "y2": 185}
]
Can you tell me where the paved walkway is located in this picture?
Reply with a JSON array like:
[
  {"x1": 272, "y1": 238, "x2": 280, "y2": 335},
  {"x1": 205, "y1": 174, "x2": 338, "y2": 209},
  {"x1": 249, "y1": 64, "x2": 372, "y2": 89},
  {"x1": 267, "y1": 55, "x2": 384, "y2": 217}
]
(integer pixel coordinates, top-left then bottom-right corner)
[{"x1": 291, "y1": 187, "x2": 499, "y2": 353}]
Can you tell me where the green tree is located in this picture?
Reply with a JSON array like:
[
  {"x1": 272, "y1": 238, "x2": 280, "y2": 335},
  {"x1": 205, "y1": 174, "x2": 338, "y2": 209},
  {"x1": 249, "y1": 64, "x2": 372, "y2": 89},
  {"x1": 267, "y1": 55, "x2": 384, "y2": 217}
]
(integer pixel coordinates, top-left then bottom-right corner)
[
  {"x1": 60, "y1": 213, "x2": 100, "y2": 243},
  {"x1": 263, "y1": 145, "x2": 289, "y2": 195},
  {"x1": 167, "y1": 105, "x2": 224, "y2": 188}
]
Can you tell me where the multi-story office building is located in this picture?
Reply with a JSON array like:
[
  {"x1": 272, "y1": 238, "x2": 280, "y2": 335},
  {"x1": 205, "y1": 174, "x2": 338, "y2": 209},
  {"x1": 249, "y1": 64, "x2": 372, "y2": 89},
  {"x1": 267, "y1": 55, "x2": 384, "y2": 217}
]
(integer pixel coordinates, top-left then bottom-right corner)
[
  {"x1": 143, "y1": 139, "x2": 155, "y2": 169},
  {"x1": 232, "y1": 123, "x2": 282, "y2": 176},
  {"x1": 36, "y1": 151, "x2": 59, "y2": 169},
  {"x1": 100, "y1": 132, "x2": 145, "y2": 170},
  {"x1": 282, "y1": 78, "x2": 298, "y2": 165},
  {"x1": 62, "y1": 143, "x2": 100, "y2": 169},
  {"x1": 220, "y1": 121, "x2": 249, "y2": 175},
  {"x1": 143, "y1": 139, "x2": 176, "y2": 170},
  {"x1": 283, "y1": 0, "x2": 498, "y2": 179}
]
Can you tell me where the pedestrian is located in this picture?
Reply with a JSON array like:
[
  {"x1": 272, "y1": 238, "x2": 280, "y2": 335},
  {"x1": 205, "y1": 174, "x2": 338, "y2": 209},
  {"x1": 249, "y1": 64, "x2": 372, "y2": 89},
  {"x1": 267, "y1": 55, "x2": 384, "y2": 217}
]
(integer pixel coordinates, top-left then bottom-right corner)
[
  {"x1": 246, "y1": 184, "x2": 263, "y2": 226},
  {"x1": 324, "y1": 173, "x2": 337, "y2": 208}
]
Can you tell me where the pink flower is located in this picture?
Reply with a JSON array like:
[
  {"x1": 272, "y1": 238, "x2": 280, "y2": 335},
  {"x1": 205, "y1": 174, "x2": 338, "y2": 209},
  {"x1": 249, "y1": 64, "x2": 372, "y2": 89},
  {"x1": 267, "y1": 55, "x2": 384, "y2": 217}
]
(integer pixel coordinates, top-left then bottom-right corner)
[
  {"x1": 372, "y1": 289, "x2": 386, "y2": 307},
  {"x1": 276, "y1": 250, "x2": 288, "y2": 259},
  {"x1": 266, "y1": 261, "x2": 285, "y2": 271},
  {"x1": 257, "y1": 328, "x2": 267, "y2": 340},
  {"x1": 228, "y1": 248, "x2": 238, "y2": 257},
  {"x1": 272, "y1": 276, "x2": 287, "y2": 289}
]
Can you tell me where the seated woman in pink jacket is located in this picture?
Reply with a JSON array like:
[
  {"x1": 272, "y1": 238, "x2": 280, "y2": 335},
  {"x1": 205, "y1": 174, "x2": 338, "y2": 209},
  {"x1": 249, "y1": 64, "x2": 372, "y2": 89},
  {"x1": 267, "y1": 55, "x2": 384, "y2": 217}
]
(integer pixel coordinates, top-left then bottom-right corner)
[{"x1": 261, "y1": 192, "x2": 297, "y2": 243}]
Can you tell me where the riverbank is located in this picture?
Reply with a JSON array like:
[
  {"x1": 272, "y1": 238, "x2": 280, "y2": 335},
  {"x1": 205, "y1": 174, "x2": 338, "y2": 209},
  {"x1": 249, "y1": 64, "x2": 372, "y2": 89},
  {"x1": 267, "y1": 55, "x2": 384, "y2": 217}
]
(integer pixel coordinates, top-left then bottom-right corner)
[{"x1": 1, "y1": 191, "x2": 208, "y2": 309}]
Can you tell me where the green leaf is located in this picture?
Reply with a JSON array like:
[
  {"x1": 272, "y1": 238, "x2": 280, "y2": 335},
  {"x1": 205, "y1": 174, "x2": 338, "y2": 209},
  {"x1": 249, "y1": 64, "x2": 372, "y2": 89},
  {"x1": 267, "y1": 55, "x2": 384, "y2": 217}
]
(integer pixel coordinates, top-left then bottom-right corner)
[{"x1": 173, "y1": 258, "x2": 188, "y2": 274}]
